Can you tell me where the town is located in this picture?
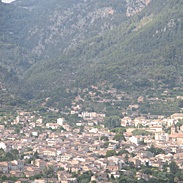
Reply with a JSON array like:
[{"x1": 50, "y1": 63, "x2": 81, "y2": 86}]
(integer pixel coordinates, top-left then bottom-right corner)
[{"x1": 0, "y1": 85, "x2": 183, "y2": 183}]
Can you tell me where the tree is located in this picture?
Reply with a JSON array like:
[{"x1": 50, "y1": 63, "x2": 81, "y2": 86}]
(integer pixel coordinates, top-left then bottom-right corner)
[
  {"x1": 43, "y1": 166, "x2": 55, "y2": 178},
  {"x1": 137, "y1": 179, "x2": 147, "y2": 183},
  {"x1": 110, "y1": 174, "x2": 115, "y2": 180},
  {"x1": 11, "y1": 149, "x2": 19, "y2": 155},
  {"x1": 113, "y1": 133, "x2": 126, "y2": 142},
  {"x1": 141, "y1": 168, "x2": 152, "y2": 175},
  {"x1": 169, "y1": 161, "x2": 179, "y2": 174},
  {"x1": 176, "y1": 119, "x2": 183, "y2": 130},
  {"x1": 178, "y1": 100, "x2": 183, "y2": 108},
  {"x1": 124, "y1": 154, "x2": 129, "y2": 163},
  {"x1": 106, "y1": 150, "x2": 117, "y2": 157},
  {"x1": 14, "y1": 127, "x2": 20, "y2": 134},
  {"x1": 10, "y1": 149, "x2": 19, "y2": 160},
  {"x1": 0, "y1": 148, "x2": 5, "y2": 157},
  {"x1": 101, "y1": 136, "x2": 109, "y2": 141},
  {"x1": 104, "y1": 116, "x2": 121, "y2": 129},
  {"x1": 148, "y1": 178, "x2": 158, "y2": 183},
  {"x1": 118, "y1": 174, "x2": 137, "y2": 183},
  {"x1": 33, "y1": 151, "x2": 39, "y2": 159},
  {"x1": 103, "y1": 141, "x2": 109, "y2": 148},
  {"x1": 77, "y1": 171, "x2": 93, "y2": 183},
  {"x1": 132, "y1": 129, "x2": 151, "y2": 136},
  {"x1": 1, "y1": 175, "x2": 7, "y2": 181},
  {"x1": 162, "y1": 162, "x2": 168, "y2": 172},
  {"x1": 118, "y1": 149, "x2": 129, "y2": 156},
  {"x1": 5, "y1": 152, "x2": 14, "y2": 161},
  {"x1": 147, "y1": 144, "x2": 165, "y2": 156}
]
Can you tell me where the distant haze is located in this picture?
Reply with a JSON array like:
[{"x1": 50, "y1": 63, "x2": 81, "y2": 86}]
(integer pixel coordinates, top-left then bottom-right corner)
[{"x1": 2, "y1": 0, "x2": 16, "y2": 3}]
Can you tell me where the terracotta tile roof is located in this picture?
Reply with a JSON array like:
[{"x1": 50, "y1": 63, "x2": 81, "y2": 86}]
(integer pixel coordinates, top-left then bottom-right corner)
[{"x1": 169, "y1": 133, "x2": 183, "y2": 138}]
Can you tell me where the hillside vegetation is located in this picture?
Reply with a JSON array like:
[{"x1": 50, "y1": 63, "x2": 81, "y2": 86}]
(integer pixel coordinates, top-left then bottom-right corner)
[
  {"x1": 23, "y1": 0, "x2": 183, "y2": 95},
  {"x1": 0, "y1": 0, "x2": 183, "y2": 114}
]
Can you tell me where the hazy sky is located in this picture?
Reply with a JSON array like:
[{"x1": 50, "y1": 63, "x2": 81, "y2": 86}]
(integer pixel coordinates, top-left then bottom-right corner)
[{"x1": 2, "y1": 0, "x2": 16, "y2": 3}]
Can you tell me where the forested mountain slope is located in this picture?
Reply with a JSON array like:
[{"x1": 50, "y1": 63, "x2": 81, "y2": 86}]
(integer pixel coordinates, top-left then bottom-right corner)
[
  {"x1": 23, "y1": 0, "x2": 183, "y2": 98},
  {"x1": 0, "y1": 0, "x2": 183, "y2": 109}
]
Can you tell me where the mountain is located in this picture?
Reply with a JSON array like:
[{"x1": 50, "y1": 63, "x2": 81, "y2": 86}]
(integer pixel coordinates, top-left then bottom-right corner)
[
  {"x1": 0, "y1": 0, "x2": 150, "y2": 79},
  {"x1": 5, "y1": 0, "x2": 150, "y2": 59},
  {"x1": 0, "y1": 0, "x2": 183, "y2": 114},
  {"x1": 0, "y1": 0, "x2": 152, "y2": 91},
  {"x1": 22, "y1": 0, "x2": 183, "y2": 91}
]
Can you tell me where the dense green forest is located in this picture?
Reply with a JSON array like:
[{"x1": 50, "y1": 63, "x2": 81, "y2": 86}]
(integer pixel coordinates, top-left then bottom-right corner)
[{"x1": 0, "y1": 0, "x2": 183, "y2": 114}]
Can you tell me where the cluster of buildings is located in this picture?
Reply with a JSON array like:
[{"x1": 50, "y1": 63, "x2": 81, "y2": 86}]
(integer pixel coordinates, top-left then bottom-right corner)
[{"x1": 0, "y1": 109, "x2": 183, "y2": 183}]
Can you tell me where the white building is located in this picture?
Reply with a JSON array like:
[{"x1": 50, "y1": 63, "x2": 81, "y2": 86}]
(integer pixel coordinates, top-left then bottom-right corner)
[
  {"x1": 57, "y1": 118, "x2": 64, "y2": 126},
  {"x1": 129, "y1": 136, "x2": 143, "y2": 145},
  {"x1": 0, "y1": 142, "x2": 6, "y2": 151},
  {"x1": 155, "y1": 131, "x2": 169, "y2": 141},
  {"x1": 32, "y1": 131, "x2": 39, "y2": 137},
  {"x1": 89, "y1": 128, "x2": 98, "y2": 133}
]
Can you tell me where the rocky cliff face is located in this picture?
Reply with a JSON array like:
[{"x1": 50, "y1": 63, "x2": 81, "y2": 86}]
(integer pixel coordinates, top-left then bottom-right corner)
[
  {"x1": 10, "y1": 0, "x2": 151, "y2": 59},
  {"x1": 126, "y1": 0, "x2": 151, "y2": 16},
  {"x1": 29, "y1": 5, "x2": 116, "y2": 57}
]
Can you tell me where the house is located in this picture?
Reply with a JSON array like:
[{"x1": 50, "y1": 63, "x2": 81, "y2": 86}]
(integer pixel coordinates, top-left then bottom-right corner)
[
  {"x1": 33, "y1": 180, "x2": 47, "y2": 183},
  {"x1": 80, "y1": 112, "x2": 97, "y2": 120},
  {"x1": 80, "y1": 111, "x2": 105, "y2": 120},
  {"x1": 169, "y1": 133, "x2": 183, "y2": 143},
  {"x1": 57, "y1": 171, "x2": 77, "y2": 183},
  {"x1": 32, "y1": 131, "x2": 39, "y2": 137},
  {"x1": 107, "y1": 160, "x2": 118, "y2": 172},
  {"x1": 162, "y1": 118, "x2": 174, "y2": 127},
  {"x1": 36, "y1": 118, "x2": 43, "y2": 124},
  {"x1": 88, "y1": 121, "x2": 95, "y2": 126},
  {"x1": 34, "y1": 159, "x2": 47, "y2": 170},
  {"x1": 60, "y1": 179, "x2": 77, "y2": 183},
  {"x1": 134, "y1": 117, "x2": 146, "y2": 127},
  {"x1": 58, "y1": 154, "x2": 72, "y2": 162},
  {"x1": 0, "y1": 162, "x2": 9, "y2": 173},
  {"x1": 12, "y1": 160, "x2": 25, "y2": 171},
  {"x1": 0, "y1": 160, "x2": 24, "y2": 173},
  {"x1": 129, "y1": 136, "x2": 144, "y2": 145},
  {"x1": 0, "y1": 142, "x2": 7, "y2": 151},
  {"x1": 89, "y1": 144, "x2": 100, "y2": 151},
  {"x1": 68, "y1": 164, "x2": 80, "y2": 173},
  {"x1": 0, "y1": 125, "x2": 5, "y2": 132},
  {"x1": 76, "y1": 122, "x2": 84, "y2": 127},
  {"x1": 155, "y1": 131, "x2": 169, "y2": 141},
  {"x1": 46, "y1": 123, "x2": 59, "y2": 130},
  {"x1": 110, "y1": 171, "x2": 120, "y2": 179},
  {"x1": 10, "y1": 170, "x2": 24, "y2": 178},
  {"x1": 121, "y1": 117, "x2": 133, "y2": 127},
  {"x1": 46, "y1": 139, "x2": 57, "y2": 146},
  {"x1": 149, "y1": 126, "x2": 163, "y2": 132},
  {"x1": 42, "y1": 148, "x2": 57, "y2": 157},
  {"x1": 62, "y1": 124, "x2": 72, "y2": 131},
  {"x1": 89, "y1": 128, "x2": 98, "y2": 133},
  {"x1": 24, "y1": 166, "x2": 41, "y2": 177},
  {"x1": 174, "y1": 152, "x2": 183, "y2": 160},
  {"x1": 57, "y1": 118, "x2": 64, "y2": 126},
  {"x1": 171, "y1": 113, "x2": 183, "y2": 120},
  {"x1": 15, "y1": 178, "x2": 30, "y2": 183}
]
